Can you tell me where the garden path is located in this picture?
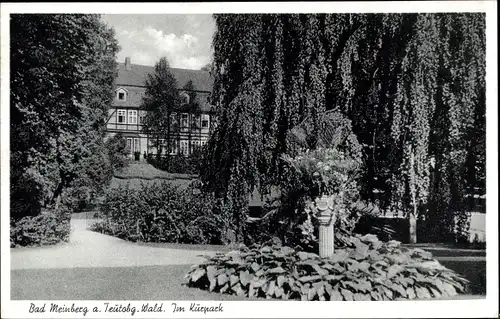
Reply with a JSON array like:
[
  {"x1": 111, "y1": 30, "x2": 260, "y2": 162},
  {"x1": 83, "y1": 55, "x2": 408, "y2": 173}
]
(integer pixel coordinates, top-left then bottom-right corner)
[
  {"x1": 11, "y1": 215, "x2": 218, "y2": 270},
  {"x1": 10, "y1": 214, "x2": 486, "y2": 299}
]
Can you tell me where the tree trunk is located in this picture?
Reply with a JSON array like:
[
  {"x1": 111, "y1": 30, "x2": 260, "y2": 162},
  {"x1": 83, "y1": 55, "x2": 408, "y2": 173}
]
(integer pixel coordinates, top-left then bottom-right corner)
[
  {"x1": 156, "y1": 137, "x2": 162, "y2": 162},
  {"x1": 409, "y1": 148, "x2": 417, "y2": 244},
  {"x1": 166, "y1": 111, "x2": 171, "y2": 171},
  {"x1": 409, "y1": 206, "x2": 417, "y2": 244}
]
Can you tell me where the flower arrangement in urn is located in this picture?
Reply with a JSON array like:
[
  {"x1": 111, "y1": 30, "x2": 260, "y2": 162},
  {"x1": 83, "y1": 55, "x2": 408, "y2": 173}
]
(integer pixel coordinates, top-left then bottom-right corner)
[
  {"x1": 281, "y1": 148, "x2": 361, "y2": 199},
  {"x1": 281, "y1": 147, "x2": 363, "y2": 253}
]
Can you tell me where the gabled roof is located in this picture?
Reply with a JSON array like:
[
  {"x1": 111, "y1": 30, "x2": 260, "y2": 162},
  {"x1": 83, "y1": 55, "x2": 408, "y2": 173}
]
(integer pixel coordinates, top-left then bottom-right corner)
[
  {"x1": 112, "y1": 85, "x2": 213, "y2": 112},
  {"x1": 116, "y1": 63, "x2": 213, "y2": 93}
]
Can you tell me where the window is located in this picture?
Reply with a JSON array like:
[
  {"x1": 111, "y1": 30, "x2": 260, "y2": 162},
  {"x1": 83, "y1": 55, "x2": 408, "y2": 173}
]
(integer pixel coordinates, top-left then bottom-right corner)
[
  {"x1": 116, "y1": 88, "x2": 127, "y2": 101},
  {"x1": 169, "y1": 140, "x2": 178, "y2": 155},
  {"x1": 181, "y1": 113, "x2": 189, "y2": 128},
  {"x1": 128, "y1": 110, "x2": 137, "y2": 124},
  {"x1": 126, "y1": 138, "x2": 140, "y2": 154},
  {"x1": 190, "y1": 140, "x2": 200, "y2": 151},
  {"x1": 170, "y1": 112, "x2": 178, "y2": 125},
  {"x1": 201, "y1": 114, "x2": 210, "y2": 129},
  {"x1": 156, "y1": 139, "x2": 165, "y2": 154},
  {"x1": 117, "y1": 110, "x2": 126, "y2": 124},
  {"x1": 191, "y1": 114, "x2": 201, "y2": 129},
  {"x1": 180, "y1": 92, "x2": 190, "y2": 104},
  {"x1": 126, "y1": 138, "x2": 132, "y2": 152},
  {"x1": 180, "y1": 140, "x2": 189, "y2": 156},
  {"x1": 139, "y1": 114, "x2": 145, "y2": 125},
  {"x1": 201, "y1": 141, "x2": 207, "y2": 147}
]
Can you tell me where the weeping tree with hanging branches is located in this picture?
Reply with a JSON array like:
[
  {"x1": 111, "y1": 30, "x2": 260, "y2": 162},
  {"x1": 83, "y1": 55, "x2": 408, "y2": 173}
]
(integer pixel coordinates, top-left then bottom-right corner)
[{"x1": 203, "y1": 13, "x2": 486, "y2": 244}]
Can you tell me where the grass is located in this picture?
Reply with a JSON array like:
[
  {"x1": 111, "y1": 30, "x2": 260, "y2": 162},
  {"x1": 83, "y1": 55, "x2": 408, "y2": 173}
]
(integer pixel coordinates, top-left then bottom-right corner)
[
  {"x1": 134, "y1": 241, "x2": 233, "y2": 252},
  {"x1": 109, "y1": 162, "x2": 196, "y2": 190},
  {"x1": 439, "y1": 259, "x2": 486, "y2": 295},
  {"x1": 11, "y1": 263, "x2": 485, "y2": 300},
  {"x1": 11, "y1": 265, "x2": 251, "y2": 300},
  {"x1": 110, "y1": 177, "x2": 193, "y2": 190},
  {"x1": 115, "y1": 162, "x2": 196, "y2": 180}
]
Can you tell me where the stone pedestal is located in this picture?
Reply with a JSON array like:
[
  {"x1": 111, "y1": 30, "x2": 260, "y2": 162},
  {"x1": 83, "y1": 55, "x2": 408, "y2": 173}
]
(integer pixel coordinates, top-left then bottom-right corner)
[{"x1": 315, "y1": 195, "x2": 335, "y2": 259}]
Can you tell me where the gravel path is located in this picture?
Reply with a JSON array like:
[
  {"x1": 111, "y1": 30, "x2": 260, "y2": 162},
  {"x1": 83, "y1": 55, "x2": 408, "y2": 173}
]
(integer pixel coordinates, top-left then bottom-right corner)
[{"x1": 11, "y1": 217, "x2": 219, "y2": 270}]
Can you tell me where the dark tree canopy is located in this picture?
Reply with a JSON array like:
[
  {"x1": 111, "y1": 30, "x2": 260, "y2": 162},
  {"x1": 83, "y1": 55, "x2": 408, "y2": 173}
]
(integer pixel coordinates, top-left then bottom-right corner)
[
  {"x1": 10, "y1": 14, "x2": 119, "y2": 218},
  {"x1": 203, "y1": 13, "x2": 486, "y2": 242}
]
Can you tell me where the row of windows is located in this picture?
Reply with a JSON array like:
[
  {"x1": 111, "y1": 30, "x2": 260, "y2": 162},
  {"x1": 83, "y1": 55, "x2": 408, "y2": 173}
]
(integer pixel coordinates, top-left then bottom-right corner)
[
  {"x1": 117, "y1": 110, "x2": 142, "y2": 124},
  {"x1": 115, "y1": 109, "x2": 210, "y2": 128},
  {"x1": 116, "y1": 88, "x2": 190, "y2": 104},
  {"x1": 156, "y1": 139, "x2": 206, "y2": 156},
  {"x1": 125, "y1": 138, "x2": 206, "y2": 156}
]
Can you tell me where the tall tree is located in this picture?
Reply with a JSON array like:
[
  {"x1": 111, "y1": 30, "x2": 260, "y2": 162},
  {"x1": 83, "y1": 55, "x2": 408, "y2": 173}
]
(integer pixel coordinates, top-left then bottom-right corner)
[
  {"x1": 141, "y1": 57, "x2": 180, "y2": 162},
  {"x1": 205, "y1": 13, "x2": 486, "y2": 243},
  {"x1": 10, "y1": 14, "x2": 119, "y2": 219},
  {"x1": 389, "y1": 14, "x2": 440, "y2": 243}
]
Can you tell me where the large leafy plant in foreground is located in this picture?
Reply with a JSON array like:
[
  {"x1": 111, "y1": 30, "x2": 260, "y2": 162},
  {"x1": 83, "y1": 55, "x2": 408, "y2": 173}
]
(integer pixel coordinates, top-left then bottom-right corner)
[{"x1": 185, "y1": 235, "x2": 468, "y2": 300}]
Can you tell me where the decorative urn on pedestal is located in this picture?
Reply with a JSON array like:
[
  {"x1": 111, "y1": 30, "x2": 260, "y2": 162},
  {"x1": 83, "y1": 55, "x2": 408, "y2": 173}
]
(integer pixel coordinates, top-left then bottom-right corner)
[{"x1": 315, "y1": 194, "x2": 336, "y2": 259}]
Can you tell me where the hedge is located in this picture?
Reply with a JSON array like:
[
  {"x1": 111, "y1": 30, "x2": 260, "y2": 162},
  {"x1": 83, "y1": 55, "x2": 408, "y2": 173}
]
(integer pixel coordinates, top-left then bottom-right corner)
[{"x1": 10, "y1": 212, "x2": 71, "y2": 248}]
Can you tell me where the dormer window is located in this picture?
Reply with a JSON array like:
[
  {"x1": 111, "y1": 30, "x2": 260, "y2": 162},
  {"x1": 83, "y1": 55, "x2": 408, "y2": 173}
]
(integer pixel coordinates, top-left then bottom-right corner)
[
  {"x1": 180, "y1": 91, "x2": 190, "y2": 104},
  {"x1": 116, "y1": 88, "x2": 128, "y2": 101}
]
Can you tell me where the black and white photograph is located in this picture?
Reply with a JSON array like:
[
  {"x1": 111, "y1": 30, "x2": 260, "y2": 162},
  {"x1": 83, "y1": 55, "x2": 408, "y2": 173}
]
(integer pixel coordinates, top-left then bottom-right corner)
[{"x1": 1, "y1": 2, "x2": 498, "y2": 318}]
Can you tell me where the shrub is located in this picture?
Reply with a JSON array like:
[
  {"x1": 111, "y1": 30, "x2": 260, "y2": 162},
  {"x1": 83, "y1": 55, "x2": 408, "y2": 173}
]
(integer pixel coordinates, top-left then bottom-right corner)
[
  {"x1": 185, "y1": 234, "x2": 469, "y2": 300},
  {"x1": 105, "y1": 133, "x2": 129, "y2": 171},
  {"x1": 146, "y1": 146, "x2": 206, "y2": 175},
  {"x1": 90, "y1": 180, "x2": 229, "y2": 244},
  {"x1": 10, "y1": 212, "x2": 71, "y2": 247}
]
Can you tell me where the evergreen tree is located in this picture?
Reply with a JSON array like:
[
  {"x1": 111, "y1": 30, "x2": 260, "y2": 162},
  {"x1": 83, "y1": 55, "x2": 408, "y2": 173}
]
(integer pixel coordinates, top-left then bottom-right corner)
[{"x1": 141, "y1": 57, "x2": 181, "y2": 162}]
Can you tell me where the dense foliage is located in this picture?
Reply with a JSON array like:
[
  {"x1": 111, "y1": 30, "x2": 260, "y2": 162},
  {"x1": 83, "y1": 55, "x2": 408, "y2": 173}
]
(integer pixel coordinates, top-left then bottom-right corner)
[
  {"x1": 141, "y1": 59, "x2": 207, "y2": 169},
  {"x1": 141, "y1": 57, "x2": 181, "y2": 159},
  {"x1": 146, "y1": 146, "x2": 205, "y2": 175},
  {"x1": 105, "y1": 133, "x2": 131, "y2": 171},
  {"x1": 249, "y1": 142, "x2": 381, "y2": 250},
  {"x1": 10, "y1": 14, "x2": 119, "y2": 220},
  {"x1": 204, "y1": 13, "x2": 486, "y2": 243},
  {"x1": 185, "y1": 235, "x2": 469, "y2": 300},
  {"x1": 10, "y1": 212, "x2": 71, "y2": 248},
  {"x1": 90, "y1": 181, "x2": 230, "y2": 244}
]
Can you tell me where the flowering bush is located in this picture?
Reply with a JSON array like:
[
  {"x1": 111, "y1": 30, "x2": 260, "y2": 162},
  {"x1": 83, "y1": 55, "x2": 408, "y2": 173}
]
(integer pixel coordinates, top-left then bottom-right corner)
[{"x1": 281, "y1": 148, "x2": 361, "y2": 198}]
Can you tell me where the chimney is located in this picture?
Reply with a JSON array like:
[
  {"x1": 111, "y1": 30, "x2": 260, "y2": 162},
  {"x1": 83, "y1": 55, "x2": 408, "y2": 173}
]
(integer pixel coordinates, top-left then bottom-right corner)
[{"x1": 125, "y1": 57, "x2": 131, "y2": 71}]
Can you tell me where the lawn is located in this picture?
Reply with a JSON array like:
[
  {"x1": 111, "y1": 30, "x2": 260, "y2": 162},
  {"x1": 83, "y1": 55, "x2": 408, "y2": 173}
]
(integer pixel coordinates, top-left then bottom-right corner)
[
  {"x1": 11, "y1": 265, "x2": 253, "y2": 300},
  {"x1": 110, "y1": 177, "x2": 193, "y2": 190},
  {"x1": 11, "y1": 263, "x2": 485, "y2": 300},
  {"x1": 114, "y1": 162, "x2": 196, "y2": 181},
  {"x1": 110, "y1": 162, "x2": 195, "y2": 190}
]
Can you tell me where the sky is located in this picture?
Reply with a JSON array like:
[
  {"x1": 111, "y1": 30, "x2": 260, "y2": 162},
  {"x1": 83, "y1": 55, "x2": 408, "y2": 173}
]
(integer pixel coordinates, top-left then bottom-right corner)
[{"x1": 101, "y1": 14, "x2": 215, "y2": 70}]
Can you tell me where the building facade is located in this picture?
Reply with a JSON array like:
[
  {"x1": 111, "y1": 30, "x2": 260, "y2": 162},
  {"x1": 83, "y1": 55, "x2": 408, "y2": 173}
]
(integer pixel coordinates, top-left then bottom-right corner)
[{"x1": 106, "y1": 57, "x2": 214, "y2": 158}]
